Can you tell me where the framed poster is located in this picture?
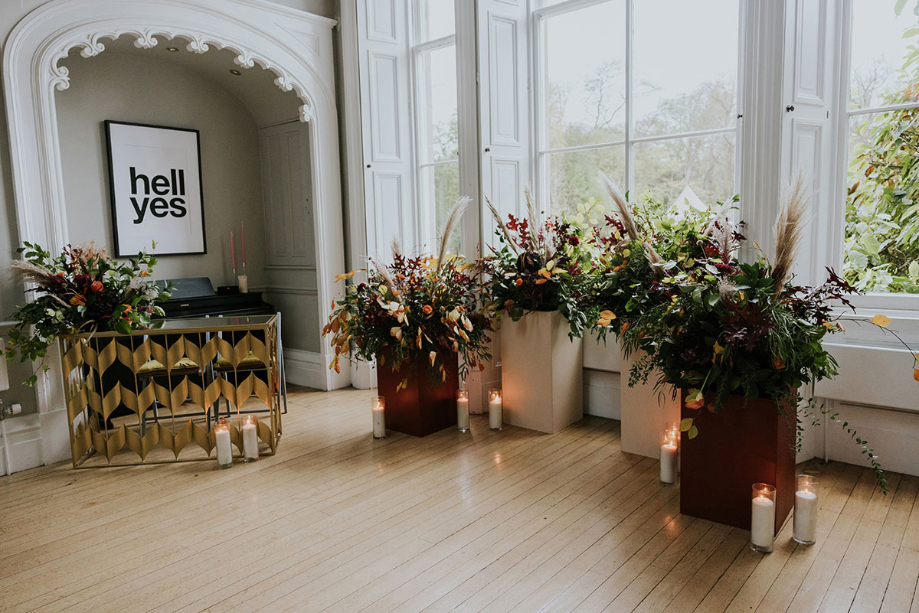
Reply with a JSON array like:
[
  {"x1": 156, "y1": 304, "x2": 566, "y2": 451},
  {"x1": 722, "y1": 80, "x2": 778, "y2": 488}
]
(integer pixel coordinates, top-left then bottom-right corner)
[{"x1": 105, "y1": 121, "x2": 206, "y2": 256}]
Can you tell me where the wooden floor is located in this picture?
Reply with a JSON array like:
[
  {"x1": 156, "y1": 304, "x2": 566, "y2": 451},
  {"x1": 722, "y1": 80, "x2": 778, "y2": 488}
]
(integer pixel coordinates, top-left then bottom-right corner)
[{"x1": 1, "y1": 388, "x2": 917, "y2": 613}]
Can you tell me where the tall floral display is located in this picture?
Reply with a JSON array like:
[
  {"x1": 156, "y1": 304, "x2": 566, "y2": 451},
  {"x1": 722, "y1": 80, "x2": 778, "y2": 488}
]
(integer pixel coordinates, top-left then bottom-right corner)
[{"x1": 324, "y1": 199, "x2": 493, "y2": 436}]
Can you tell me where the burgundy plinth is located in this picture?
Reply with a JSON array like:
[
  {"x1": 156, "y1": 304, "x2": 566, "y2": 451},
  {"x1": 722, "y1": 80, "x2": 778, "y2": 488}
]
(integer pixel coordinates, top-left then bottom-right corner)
[
  {"x1": 375, "y1": 354, "x2": 459, "y2": 437},
  {"x1": 679, "y1": 390, "x2": 796, "y2": 535}
]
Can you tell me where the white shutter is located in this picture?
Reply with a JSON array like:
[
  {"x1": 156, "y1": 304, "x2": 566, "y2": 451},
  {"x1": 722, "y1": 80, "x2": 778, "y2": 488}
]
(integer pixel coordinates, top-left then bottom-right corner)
[
  {"x1": 477, "y1": 0, "x2": 530, "y2": 251},
  {"x1": 356, "y1": 0, "x2": 416, "y2": 262},
  {"x1": 781, "y1": 0, "x2": 840, "y2": 286},
  {"x1": 464, "y1": 0, "x2": 531, "y2": 414}
]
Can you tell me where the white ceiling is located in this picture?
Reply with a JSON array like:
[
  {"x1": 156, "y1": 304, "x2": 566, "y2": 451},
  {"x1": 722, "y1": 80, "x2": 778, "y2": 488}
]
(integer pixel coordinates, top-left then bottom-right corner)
[{"x1": 59, "y1": 34, "x2": 304, "y2": 127}]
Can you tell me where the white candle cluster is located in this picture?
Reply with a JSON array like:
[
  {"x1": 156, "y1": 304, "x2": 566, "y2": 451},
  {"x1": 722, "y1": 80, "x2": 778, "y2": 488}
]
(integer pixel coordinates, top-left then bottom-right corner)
[{"x1": 750, "y1": 483, "x2": 776, "y2": 553}]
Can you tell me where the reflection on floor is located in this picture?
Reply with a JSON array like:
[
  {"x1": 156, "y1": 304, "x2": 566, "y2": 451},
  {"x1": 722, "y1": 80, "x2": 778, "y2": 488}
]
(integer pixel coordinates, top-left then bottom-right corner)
[{"x1": 0, "y1": 386, "x2": 916, "y2": 612}]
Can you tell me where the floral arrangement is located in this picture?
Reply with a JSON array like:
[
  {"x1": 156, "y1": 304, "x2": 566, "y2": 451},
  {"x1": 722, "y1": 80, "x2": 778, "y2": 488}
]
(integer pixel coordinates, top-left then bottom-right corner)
[
  {"x1": 483, "y1": 190, "x2": 593, "y2": 334},
  {"x1": 324, "y1": 199, "x2": 493, "y2": 387},
  {"x1": 7, "y1": 241, "x2": 170, "y2": 386},
  {"x1": 568, "y1": 173, "x2": 738, "y2": 340},
  {"x1": 608, "y1": 180, "x2": 885, "y2": 488}
]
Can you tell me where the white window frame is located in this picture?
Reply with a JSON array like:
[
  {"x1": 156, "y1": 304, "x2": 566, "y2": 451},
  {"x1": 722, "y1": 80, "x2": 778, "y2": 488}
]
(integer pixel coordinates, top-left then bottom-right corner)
[
  {"x1": 531, "y1": 0, "x2": 746, "y2": 213},
  {"x1": 831, "y1": 0, "x2": 919, "y2": 314}
]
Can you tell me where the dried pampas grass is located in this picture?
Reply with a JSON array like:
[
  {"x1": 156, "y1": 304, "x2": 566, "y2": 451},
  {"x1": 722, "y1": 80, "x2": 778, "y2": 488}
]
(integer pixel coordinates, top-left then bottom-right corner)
[
  {"x1": 599, "y1": 171, "x2": 640, "y2": 242},
  {"x1": 772, "y1": 176, "x2": 808, "y2": 289},
  {"x1": 485, "y1": 197, "x2": 521, "y2": 254},
  {"x1": 437, "y1": 196, "x2": 471, "y2": 267}
]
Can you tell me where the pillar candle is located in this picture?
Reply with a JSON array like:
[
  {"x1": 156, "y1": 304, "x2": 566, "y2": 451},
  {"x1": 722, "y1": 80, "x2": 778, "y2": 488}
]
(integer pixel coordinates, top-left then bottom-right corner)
[
  {"x1": 457, "y1": 391, "x2": 470, "y2": 433},
  {"x1": 660, "y1": 440, "x2": 678, "y2": 484},
  {"x1": 215, "y1": 420, "x2": 232, "y2": 469},
  {"x1": 488, "y1": 389, "x2": 502, "y2": 431},
  {"x1": 372, "y1": 396, "x2": 386, "y2": 439},
  {"x1": 793, "y1": 475, "x2": 818, "y2": 545},
  {"x1": 242, "y1": 417, "x2": 259, "y2": 462},
  {"x1": 751, "y1": 487, "x2": 776, "y2": 553}
]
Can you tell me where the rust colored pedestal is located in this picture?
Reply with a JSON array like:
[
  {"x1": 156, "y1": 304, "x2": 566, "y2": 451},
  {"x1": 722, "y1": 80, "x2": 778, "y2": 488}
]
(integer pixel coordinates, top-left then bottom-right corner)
[
  {"x1": 679, "y1": 391, "x2": 796, "y2": 535},
  {"x1": 376, "y1": 355, "x2": 459, "y2": 437}
]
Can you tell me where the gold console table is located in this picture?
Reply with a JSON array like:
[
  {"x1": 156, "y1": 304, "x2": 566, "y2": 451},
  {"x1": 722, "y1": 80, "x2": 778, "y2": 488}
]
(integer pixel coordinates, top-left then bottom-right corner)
[{"x1": 60, "y1": 314, "x2": 284, "y2": 467}]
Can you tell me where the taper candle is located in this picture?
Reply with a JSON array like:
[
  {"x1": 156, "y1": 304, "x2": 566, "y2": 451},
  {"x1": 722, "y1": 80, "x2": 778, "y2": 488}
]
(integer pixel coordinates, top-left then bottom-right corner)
[
  {"x1": 229, "y1": 230, "x2": 236, "y2": 273},
  {"x1": 241, "y1": 221, "x2": 246, "y2": 269}
]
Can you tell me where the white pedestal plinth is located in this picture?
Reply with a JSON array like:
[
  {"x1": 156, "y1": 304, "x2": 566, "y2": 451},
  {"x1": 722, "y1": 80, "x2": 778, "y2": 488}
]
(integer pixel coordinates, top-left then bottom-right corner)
[
  {"x1": 620, "y1": 351, "x2": 680, "y2": 458},
  {"x1": 500, "y1": 311, "x2": 583, "y2": 434}
]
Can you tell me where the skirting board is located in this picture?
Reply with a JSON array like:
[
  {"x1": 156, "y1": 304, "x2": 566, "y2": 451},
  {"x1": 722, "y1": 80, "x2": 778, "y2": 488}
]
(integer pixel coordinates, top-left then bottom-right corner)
[{"x1": 284, "y1": 348, "x2": 350, "y2": 390}]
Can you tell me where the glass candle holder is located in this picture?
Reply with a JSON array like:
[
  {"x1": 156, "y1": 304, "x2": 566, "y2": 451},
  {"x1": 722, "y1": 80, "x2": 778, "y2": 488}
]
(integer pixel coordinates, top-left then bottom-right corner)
[
  {"x1": 215, "y1": 417, "x2": 233, "y2": 469},
  {"x1": 372, "y1": 396, "x2": 386, "y2": 439},
  {"x1": 456, "y1": 390, "x2": 470, "y2": 433},
  {"x1": 241, "y1": 414, "x2": 259, "y2": 462},
  {"x1": 660, "y1": 427, "x2": 678, "y2": 485},
  {"x1": 793, "y1": 475, "x2": 819, "y2": 545},
  {"x1": 488, "y1": 388, "x2": 503, "y2": 431},
  {"x1": 751, "y1": 483, "x2": 776, "y2": 553}
]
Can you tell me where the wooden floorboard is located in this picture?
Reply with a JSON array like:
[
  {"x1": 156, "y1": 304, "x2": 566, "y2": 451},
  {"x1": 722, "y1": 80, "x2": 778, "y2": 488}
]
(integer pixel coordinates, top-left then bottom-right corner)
[{"x1": 0, "y1": 387, "x2": 911, "y2": 613}]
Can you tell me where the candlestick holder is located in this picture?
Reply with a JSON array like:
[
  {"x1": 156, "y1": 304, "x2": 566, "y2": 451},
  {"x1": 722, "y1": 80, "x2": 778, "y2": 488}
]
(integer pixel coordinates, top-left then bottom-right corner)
[
  {"x1": 215, "y1": 417, "x2": 233, "y2": 469},
  {"x1": 456, "y1": 390, "x2": 470, "y2": 433},
  {"x1": 488, "y1": 388, "x2": 502, "y2": 431},
  {"x1": 372, "y1": 396, "x2": 386, "y2": 439},
  {"x1": 660, "y1": 425, "x2": 679, "y2": 485},
  {"x1": 241, "y1": 414, "x2": 259, "y2": 462},
  {"x1": 793, "y1": 475, "x2": 818, "y2": 545},
  {"x1": 751, "y1": 483, "x2": 776, "y2": 553}
]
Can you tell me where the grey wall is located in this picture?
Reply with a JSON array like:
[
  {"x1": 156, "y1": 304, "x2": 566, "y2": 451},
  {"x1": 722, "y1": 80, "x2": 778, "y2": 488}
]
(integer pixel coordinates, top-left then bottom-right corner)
[{"x1": 56, "y1": 51, "x2": 267, "y2": 289}]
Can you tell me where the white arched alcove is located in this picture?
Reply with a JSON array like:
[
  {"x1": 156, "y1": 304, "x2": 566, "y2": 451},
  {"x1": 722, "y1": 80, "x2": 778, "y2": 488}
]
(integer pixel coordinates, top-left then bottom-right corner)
[{"x1": 3, "y1": 0, "x2": 349, "y2": 465}]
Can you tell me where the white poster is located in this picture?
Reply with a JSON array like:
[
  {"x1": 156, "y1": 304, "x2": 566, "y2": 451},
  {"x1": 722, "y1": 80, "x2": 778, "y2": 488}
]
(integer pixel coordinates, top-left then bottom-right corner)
[{"x1": 105, "y1": 121, "x2": 206, "y2": 256}]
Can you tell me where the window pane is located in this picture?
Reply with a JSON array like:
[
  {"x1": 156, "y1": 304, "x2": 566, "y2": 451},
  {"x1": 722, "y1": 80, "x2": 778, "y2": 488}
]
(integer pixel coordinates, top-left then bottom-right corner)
[
  {"x1": 420, "y1": 163, "x2": 462, "y2": 252},
  {"x1": 845, "y1": 109, "x2": 919, "y2": 293},
  {"x1": 850, "y1": 1, "x2": 918, "y2": 110},
  {"x1": 546, "y1": 146, "x2": 626, "y2": 216},
  {"x1": 417, "y1": 45, "x2": 458, "y2": 164},
  {"x1": 632, "y1": 0, "x2": 739, "y2": 138},
  {"x1": 415, "y1": 0, "x2": 455, "y2": 43},
  {"x1": 543, "y1": 1, "x2": 626, "y2": 150},
  {"x1": 632, "y1": 133, "x2": 735, "y2": 208}
]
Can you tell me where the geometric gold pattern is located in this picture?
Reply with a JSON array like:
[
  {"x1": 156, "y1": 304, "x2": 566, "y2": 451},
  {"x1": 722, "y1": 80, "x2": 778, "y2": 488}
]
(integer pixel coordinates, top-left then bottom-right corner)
[{"x1": 60, "y1": 315, "x2": 284, "y2": 467}]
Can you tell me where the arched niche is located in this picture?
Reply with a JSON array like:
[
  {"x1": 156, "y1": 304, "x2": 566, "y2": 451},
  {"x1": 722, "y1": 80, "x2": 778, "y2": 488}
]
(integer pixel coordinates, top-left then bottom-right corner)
[{"x1": 3, "y1": 0, "x2": 349, "y2": 462}]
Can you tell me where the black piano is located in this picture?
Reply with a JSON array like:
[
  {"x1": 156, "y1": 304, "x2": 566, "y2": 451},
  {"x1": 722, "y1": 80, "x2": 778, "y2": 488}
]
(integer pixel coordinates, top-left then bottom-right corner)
[{"x1": 155, "y1": 277, "x2": 275, "y2": 318}]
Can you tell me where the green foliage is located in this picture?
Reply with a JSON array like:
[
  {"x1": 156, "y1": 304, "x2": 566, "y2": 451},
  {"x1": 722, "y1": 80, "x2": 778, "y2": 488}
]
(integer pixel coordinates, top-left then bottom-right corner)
[
  {"x1": 323, "y1": 254, "x2": 493, "y2": 385},
  {"x1": 7, "y1": 242, "x2": 170, "y2": 386},
  {"x1": 845, "y1": 1, "x2": 919, "y2": 292}
]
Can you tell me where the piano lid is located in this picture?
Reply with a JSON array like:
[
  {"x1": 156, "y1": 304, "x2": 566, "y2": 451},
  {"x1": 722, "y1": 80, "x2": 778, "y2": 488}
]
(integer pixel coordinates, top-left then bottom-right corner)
[{"x1": 156, "y1": 277, "x2": 215, "y2": 299}]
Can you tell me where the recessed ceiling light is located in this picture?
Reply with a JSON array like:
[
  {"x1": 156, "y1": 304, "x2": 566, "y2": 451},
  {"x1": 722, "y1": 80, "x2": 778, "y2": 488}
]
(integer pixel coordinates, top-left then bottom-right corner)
[
  {"x1": 229, "y1": 69, "x2": 242, "y2": 76},
  {"x1": 165, "y1": 47, "x2": 179, "y2": 52}
]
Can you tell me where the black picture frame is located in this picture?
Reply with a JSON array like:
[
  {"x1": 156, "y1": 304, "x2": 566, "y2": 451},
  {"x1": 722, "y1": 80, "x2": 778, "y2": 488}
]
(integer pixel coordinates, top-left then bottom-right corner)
[{"x1": 104, "y1": 120, "x2": 207, "y2": 257}]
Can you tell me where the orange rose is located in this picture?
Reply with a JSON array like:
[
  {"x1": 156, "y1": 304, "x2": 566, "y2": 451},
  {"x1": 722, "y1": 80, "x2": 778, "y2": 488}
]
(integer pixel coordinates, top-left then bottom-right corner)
[
  {"x1": 90, "y1": 280, "x2": 104, "y2": 292},
  {"x1": 422, "y1": 305, "x2": 433, "y2": 315},
  {"x1": 515, "y1": 278, "x2": 523, "y2": 287},
  {"x1": 69, "y1": 294, "x2": 85, "y2": 306}
]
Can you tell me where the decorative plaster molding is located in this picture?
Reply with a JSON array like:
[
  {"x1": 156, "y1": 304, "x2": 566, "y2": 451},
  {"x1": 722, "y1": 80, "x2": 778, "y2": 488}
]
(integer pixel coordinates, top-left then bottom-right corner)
[{"x1": 2, "y1": 0, "x2": 349, "y2": 470}]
